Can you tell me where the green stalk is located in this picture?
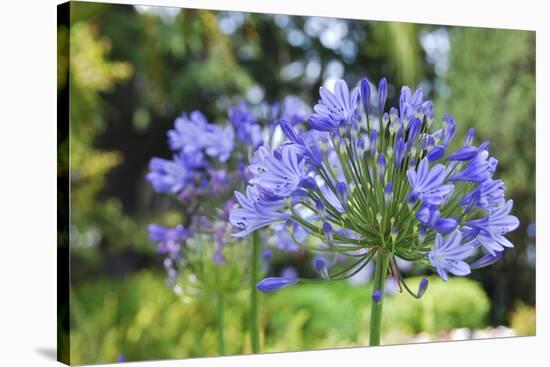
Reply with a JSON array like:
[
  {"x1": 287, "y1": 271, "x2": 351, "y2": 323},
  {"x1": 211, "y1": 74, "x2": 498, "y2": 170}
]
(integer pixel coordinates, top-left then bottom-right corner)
[
  {"x1": 250, "y1": 231, "x2": 260, "y2": 353},
  {"x1": 369, "y1": 251, "x2": 389, "y2": 346},
  {"x1": 217, "y1": 293, "x2": 225, "y2": 355}
]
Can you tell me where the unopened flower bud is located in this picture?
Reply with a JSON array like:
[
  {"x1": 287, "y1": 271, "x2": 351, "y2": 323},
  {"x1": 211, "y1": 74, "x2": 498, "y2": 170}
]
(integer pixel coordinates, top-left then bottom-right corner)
[
  {"x1": 377, "y1": 153, "x2": 387, "y2": 180},
  {"x1": 389, "y1": 107, "x2": 398, "y2": 124},
  {"x1": 426, "y1": 111, "x2": 435, "y2": 128},
  {"x1": 427, "y1": 145, "x2": 445, "y2": 161},
  {"x1": 338, "y1": 122, "x2": 347, "y2": 138},
  {"x1": 257, "y1": 277, "x2": 298, "y2": 292},
  {"x1": 360, "y1": 77, "x2": 371, "y2": 114},
  {"x1": 313, "y1": 257, "x2": 330, "y2": 279},
  {"x1": 417, "y1": 278, "x2": 428, "y2": 298},
  {"x1": 384, "y1": 183, "x2": 393, "y2": 205},
  {"x1": 382, "y1": 112, "x2": 390, "y2": 129},
  {"x1": 316, "y1": 199, "x2": 326, "y2": 219},
  {"x1": 322, "y1": 221, "x2": 334, "y2": 244},
  {"x1": 418, "y1": 226, "x2": 426, "y2": 245},
  {"x1": 465, "y1": 128, "x2": 476, "y2": 146},
  {"x1": 300, "y1": 176, "x2": 318, "y2": 191},
  {"x1": 378, "y1": 78, "x2": 388, "y2": 114},
  {"x1": 336, "y1": 182, "x2": 348, "y2": 209},
  {"x1": 391, "y1": 226, "x2": 398, "y2": 242},
  {"x1": 369, "y1": 130, "x2": 378, "y2": 156},
  {"x1": 386, "y1": 145, "x2": 393, "y2": 159}
]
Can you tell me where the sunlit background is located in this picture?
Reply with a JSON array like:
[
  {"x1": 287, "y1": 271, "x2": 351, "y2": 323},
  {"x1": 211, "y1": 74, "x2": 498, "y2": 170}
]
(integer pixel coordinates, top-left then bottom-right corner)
[{"x1": 57, "y1": 2, "x2": 535, "y2": 364}]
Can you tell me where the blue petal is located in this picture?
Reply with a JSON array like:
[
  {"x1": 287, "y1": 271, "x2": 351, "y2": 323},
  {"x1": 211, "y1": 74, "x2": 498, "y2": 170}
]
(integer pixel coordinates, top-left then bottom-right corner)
[
  {"x1": 470, "y1": 252, "x2": 503, "y2": 269},
  {"x1": 448, "y1": 146, "x2": 478, "y2": 161}
]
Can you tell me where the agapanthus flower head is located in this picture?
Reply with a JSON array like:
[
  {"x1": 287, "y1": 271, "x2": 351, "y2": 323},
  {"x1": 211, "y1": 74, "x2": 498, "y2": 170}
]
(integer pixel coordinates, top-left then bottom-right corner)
[
  {"x1": 168, "y1": 111, "x2": 235, "y2": 161},
  {"x1": 231, "y1": 75, "x2": 519, "y2": 294},
  {"x1": 147, "y1": 108, "x2": 240, "y2": 199}
]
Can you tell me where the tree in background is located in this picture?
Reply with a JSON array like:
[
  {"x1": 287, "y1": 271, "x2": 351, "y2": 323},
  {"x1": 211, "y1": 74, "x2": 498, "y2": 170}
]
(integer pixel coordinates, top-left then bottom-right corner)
[{"x1": 437, "y1": 27, "x2": 535, "y2": 322}]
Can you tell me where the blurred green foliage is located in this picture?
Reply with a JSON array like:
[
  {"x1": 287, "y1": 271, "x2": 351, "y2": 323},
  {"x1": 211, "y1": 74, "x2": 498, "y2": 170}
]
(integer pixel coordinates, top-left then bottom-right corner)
[
  {"x1": 439, "y1": 28, "x2": 535, "y2": 219},
  {"x1": 438, "y1": 28, "x2": 536, "y2": 320},
  {"x1": 70, "y1": 273, "x2": 489, "y2": 363},
  {"x1": 509, "y1": 302, "x2": 536, "y2": 336}
]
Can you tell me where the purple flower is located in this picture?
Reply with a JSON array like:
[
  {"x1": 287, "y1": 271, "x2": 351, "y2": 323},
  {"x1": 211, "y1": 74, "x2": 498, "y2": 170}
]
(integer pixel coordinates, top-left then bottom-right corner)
[
  {"x1": 229, "y1": 186, "x2": 289, "y2": 238},
  {"x1": 407, "y1": 158, "x2": 455, "y2": 205},
  {"x1": 450, "y1": 150, "x2": 492, "y2": 183},
  {"x1": 399, "y1": 86, "x2": 432, "y2": 122},
  {"x1": 168, "y1": 111, "x2": 210, "y2": 152},
  {"x1": 322, "y1": 221, "x2": 334, "y2": 244},
  {"x1": 228, "y1": 75, "x2": 519, "y2": 296},
  {"x1": 309, "y1": 80, "x2": 360, "y2": 131},
  {"x1": 461, "y1": 179, "x2": 505, "y2": 210},
  {"x1": 406, "y1": 118, "x2": 421, "y2": 149},
  {"x1": 253, "y1": 144, "x2": 308, "y2": 197},
  {"x1": 167, "y1": 110, "x2": 235, "y2": 162},
  {"x1": 465, "y1": 200, "x2": 519, "y2": 255},
  {"x1": 205, "y1": 125, "x2": 236, "y2": 162},
  {"x1": 146, "y1": 153, "x2": 194, "y2": 194},
  {"x1": 449, "y1": 140, "x2": 490, "y2": 162},
  {"x1": 394, "y1": 138, "x2": 406, "y2": 166},
  {"x1": 416, "y1": 204, "x2": 458, "y2": 234},
  {"x1": 280, "y1": 121, "x2": 327, "y2": 166},
  {"x1": 428, "y1": 231, "x2": 474, "y2": 281},
  {"x1": 257, "y1": 277, "x2": 298, "y2": 292},
  {"x1": 470, "y1": 252, "x2": 503, "y2": 269}
]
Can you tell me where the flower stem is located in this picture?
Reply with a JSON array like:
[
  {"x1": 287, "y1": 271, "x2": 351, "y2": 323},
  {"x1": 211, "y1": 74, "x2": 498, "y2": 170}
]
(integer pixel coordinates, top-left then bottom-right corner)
[
  {"x1": 217, "y1": 293, "x2": 225, "y2": 356},
  {"x1": 250, "y1": 231, "x2": 260, "y2": 353},
  {"x1": 369, "y1": 251, "x2": 389, "y2": 346}
]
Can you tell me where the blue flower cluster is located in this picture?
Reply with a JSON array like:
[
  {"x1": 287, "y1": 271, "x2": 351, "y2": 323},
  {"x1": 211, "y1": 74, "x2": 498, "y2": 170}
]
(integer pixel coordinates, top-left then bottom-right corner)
[
  {"x1": 230, "y1": 76, "x2": 519, "y2": 291},
  {"x1": 146, "y1": 97, "x2": 311, "y2": 284},
  {"x1": 146, "y1": 111, "x2": 236, "y2": 198}
]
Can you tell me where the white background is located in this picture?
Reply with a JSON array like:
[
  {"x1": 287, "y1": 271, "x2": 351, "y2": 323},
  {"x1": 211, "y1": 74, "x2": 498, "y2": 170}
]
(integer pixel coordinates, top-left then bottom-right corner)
[{"x1": 0, "y1": 0, "x2": 546, "y2": 365}]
